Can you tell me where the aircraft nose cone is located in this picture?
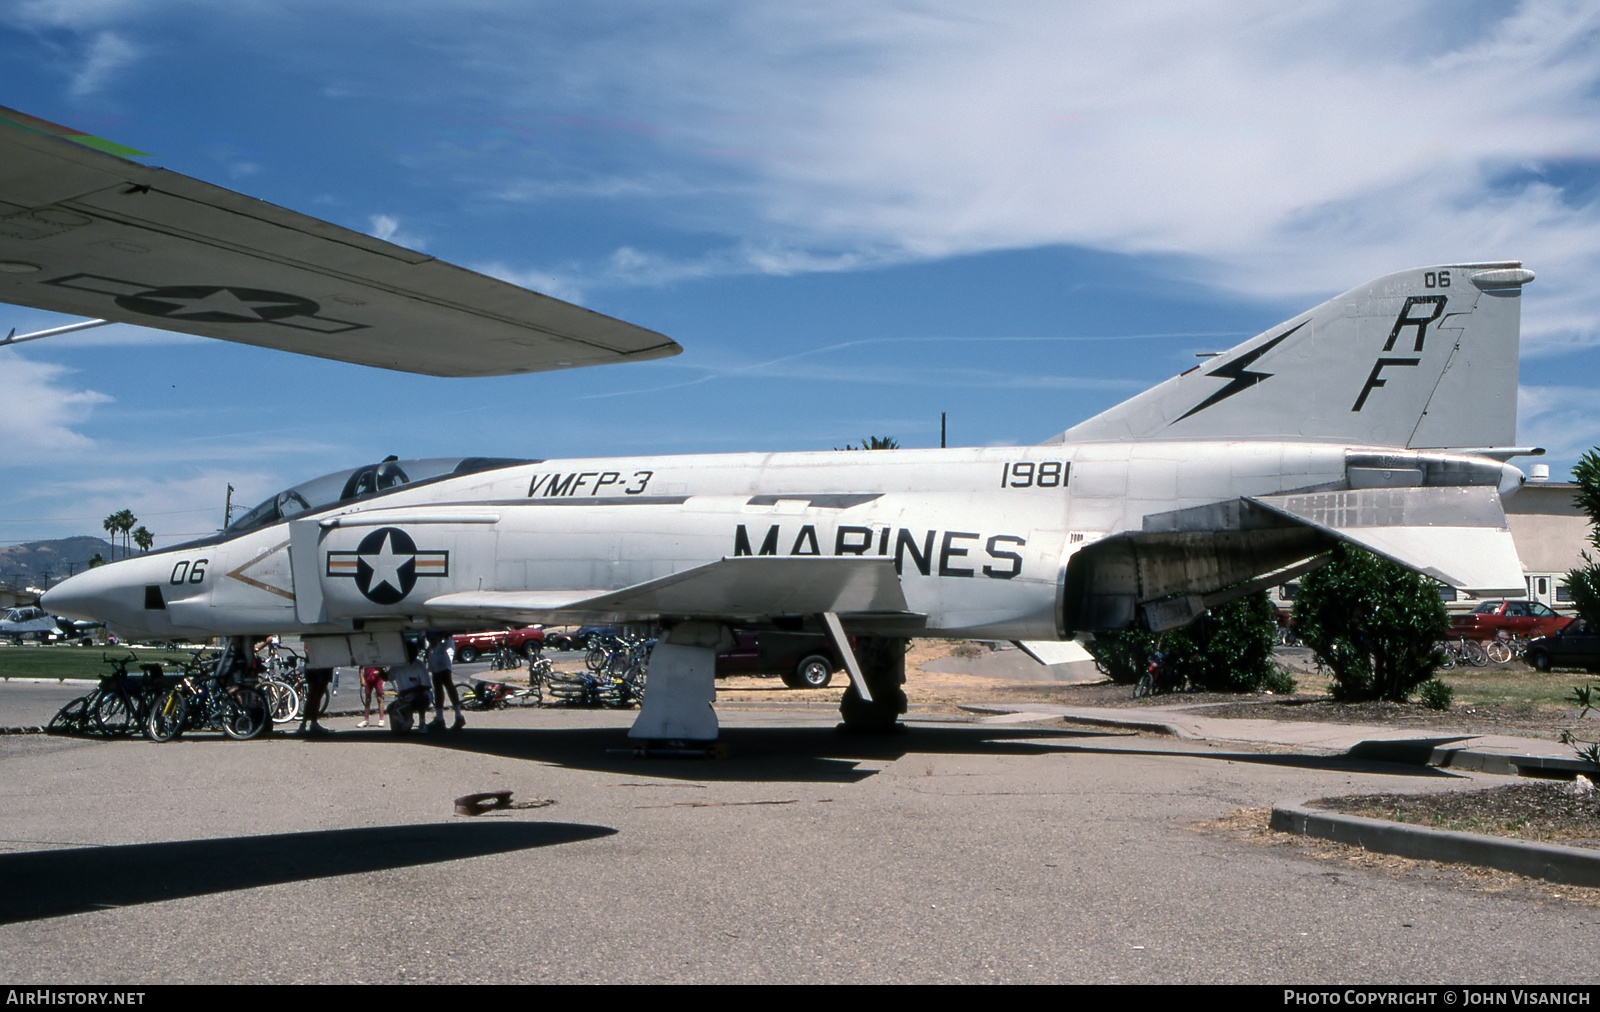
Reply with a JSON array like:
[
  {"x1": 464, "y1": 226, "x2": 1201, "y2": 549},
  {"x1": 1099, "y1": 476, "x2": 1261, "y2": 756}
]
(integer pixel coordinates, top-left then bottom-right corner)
[
  {"x1": 42, "y1": 562, "x2": 152, "y2": 629},
  {"x1": 41, "y1": 570, "x2": 105, "y2": 622}
]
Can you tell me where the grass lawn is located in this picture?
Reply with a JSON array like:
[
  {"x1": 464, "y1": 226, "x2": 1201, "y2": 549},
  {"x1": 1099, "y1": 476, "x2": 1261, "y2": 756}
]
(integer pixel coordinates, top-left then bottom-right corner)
[
  {"x1": 0, "y1": 645, "x2": 197, "y2": 682},
  {"x1": 1436, "y1": 663, "x2": 1595, "y2": 712}
]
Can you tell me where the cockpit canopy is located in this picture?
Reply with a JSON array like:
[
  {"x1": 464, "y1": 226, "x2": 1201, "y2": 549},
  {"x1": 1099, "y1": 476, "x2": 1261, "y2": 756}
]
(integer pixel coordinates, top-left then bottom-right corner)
[{"x1": 226, "y1": 457, "x2": 532, "y2": 536}]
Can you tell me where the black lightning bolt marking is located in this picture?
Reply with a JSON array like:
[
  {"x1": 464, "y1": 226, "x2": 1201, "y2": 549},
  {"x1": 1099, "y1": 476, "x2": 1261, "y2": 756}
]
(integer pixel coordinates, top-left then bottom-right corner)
[{"x1": 1174, "y1": 321, "x2": 1306, "y2": 423}]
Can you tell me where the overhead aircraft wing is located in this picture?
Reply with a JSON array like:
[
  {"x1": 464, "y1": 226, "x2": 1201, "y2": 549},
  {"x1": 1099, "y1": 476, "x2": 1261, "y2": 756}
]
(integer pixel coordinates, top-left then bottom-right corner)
[
  {"x1": 0, "y1": 106, "x2": 680, "y2": 376},
  {"x1": 424, "y1": 556, "x2": 915, "y2": 625}
]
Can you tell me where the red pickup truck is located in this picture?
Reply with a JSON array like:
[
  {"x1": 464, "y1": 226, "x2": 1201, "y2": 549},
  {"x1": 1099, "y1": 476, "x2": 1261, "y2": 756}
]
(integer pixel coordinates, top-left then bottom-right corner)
[
  {"x1": 450, "y1": 626, "x2": 544, "y2": 663},
  {"x1": 1449, "y1": 601, "x2": 1573, "y2": 641}
]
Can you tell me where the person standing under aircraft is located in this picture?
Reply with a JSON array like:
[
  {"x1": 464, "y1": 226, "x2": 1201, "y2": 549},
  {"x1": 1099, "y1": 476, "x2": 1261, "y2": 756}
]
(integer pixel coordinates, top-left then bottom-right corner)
[
  {"x1": 357, "y1": 665, "x2": 386, "y2": 728},
  {"x1": 298, "y1": 666, "x2": 333, "y2": 737},
  {"x1": 426, "y1": 633, "x2": 464, "y2": 732}
]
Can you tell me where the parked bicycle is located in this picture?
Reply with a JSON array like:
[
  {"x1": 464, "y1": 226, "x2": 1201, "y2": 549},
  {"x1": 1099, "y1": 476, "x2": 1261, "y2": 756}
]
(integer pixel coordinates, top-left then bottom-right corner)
[
  {"x1": 47, "y1": 653, "x2": 170, "y2": 738},
  {"x1": 145, "y1": 647, "x2": 270, "y2": 742}
]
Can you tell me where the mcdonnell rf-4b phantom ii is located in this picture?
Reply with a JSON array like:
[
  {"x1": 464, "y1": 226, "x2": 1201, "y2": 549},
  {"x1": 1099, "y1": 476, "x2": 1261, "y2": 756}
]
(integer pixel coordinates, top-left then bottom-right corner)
[{"x1": 4, "y1": 106, "x2": 1536, "y2": 743}]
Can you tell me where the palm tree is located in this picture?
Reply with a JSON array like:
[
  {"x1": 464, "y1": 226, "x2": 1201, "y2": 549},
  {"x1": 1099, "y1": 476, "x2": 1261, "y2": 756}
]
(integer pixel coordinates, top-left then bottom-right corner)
[
  {"x1": 102, "y1": 510, "x2": 137, "y2": 560},
  {"x1": 132, "y1": 526, "x2": 154, "y2": 553},
  {"x1": 835, "y1": 436, "x2": 900, "y2": 451}
]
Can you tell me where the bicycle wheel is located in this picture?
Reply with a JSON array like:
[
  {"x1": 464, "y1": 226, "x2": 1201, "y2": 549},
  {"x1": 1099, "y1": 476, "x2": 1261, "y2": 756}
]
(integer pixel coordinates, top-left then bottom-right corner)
[
  {"x1": 455, "y1": 681, "x2": 486, "y2": 710},
  {"x1": 48, "y1": 695, "x2": 95, "y2": 735},
  {"x1": 222, "y1": 687, "x2": 269, "y2": 741},
  {"x1": 263, "y1": 679, "x2": 300, "y2": 723},
  {"x1": 1462, "y1": 638, "x2": 1490, "y2": 667},
  {"x1": 1437, "y1": 642, "x2": 1457, "y2": 670},
  {"x1": 93, "y1": 690, "x2": 135, "y2": 736},
  {"x1": 1484, "y1": 640, "x2": 1513, "y2": 665},
  {"x1": 1134, "y1": 672, "x2": 1155, "y2": 699},
  {"x1": 146, "y1": 689, "x2": 187, "y2": 743},
  {"x1": 585, "y1": 645, "x2": 607, "y2": 672}
]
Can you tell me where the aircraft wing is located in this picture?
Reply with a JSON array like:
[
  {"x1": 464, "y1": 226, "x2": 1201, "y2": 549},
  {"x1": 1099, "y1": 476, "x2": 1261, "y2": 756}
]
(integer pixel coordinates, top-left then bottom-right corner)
[
  {"x1": 424, "y1": 556, "x2": 915, "y2": 625},
  {"x1": 0, "y1": 106, "x2": 680, "y2": 376}
]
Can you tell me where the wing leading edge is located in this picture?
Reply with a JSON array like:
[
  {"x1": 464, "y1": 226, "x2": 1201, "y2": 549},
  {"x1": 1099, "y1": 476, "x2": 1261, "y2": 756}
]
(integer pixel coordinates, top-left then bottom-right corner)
[{"x1": 0, "y1": 106, "x2": 680, "y2": 377}]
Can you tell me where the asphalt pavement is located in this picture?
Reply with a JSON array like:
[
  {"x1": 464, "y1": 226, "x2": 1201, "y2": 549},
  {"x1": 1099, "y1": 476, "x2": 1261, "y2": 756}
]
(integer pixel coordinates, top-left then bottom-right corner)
[{"x1": 2, "y1": 675, "x2": 1597, "y2": 984}]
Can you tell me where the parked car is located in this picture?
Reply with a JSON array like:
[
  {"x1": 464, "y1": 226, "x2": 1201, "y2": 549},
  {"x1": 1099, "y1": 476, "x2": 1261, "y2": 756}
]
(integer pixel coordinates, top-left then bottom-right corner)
[
  {"x1": 1524, "y1": 620, "x2": 1600, "y2": 673},
  {"x1": 1449, "y1": 600, "x2": 1573, "y2": 641},
  {"x1": 451, "y1": 625, "x2": 544, "y2": 663},
  {"x1": 715, "y1": 631, "x2": 847, "y2": 688}
]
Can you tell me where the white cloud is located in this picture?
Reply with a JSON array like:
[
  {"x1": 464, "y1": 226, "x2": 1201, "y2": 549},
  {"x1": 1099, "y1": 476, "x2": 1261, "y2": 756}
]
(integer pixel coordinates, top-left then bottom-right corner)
[
  {"x1": 0, "y1": 350, "x2": 111, "y2": 464},
  {"x1": 68, "y1": 30, "x2": 138, "y2": 95},
  {"x1": 453, "y1": 1, "x2": 1600, "y2": 348},
  {"x1": 369, "y1": 214, "x2": 427, "y2": 250}
]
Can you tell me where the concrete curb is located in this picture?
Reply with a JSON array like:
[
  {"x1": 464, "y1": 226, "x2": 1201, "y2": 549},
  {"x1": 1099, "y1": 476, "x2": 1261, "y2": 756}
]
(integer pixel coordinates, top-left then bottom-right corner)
[{"x1": 1270, "y1": 800, "x2": 1600, "y2": 888}]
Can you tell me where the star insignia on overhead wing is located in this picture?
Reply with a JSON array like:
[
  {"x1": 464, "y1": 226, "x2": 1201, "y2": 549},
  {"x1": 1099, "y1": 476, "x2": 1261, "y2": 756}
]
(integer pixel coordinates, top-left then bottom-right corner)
[{"x1": 114, "y1": 285, "x2": 321, "y2": 324}]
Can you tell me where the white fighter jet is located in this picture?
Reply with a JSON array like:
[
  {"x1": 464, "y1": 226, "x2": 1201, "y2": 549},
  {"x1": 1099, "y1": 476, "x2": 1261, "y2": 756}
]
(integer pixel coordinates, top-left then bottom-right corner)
[{"x1": 4, "y1": 107, "x2": 1534, "y2": 741}]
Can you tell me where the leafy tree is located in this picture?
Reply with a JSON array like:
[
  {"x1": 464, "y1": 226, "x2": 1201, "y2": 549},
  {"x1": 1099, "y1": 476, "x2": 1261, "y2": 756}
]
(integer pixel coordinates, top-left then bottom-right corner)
[
  {"x1": 1560, "y1": 448, "x2": 1600, "y2": 768},
  {"x1": 1088, "y1": 591, "x2": 1288, "y2": 692},
  {"x1": 1292, "y1": 544, "x2": 1448, "y2": 702},
  {"x1": 836, "y1": 436, "x2": 900, "y2": 450},
  {"x1": 87, "y1": 553, "x2": 105, "y2": 568},
  {"x1": 1564, "y1": 449, "x2": 1600, "y2": 630}
]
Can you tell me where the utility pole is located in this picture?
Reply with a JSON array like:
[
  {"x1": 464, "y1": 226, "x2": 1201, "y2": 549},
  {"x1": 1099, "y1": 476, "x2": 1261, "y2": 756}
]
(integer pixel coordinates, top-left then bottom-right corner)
[
  {"x1": 940, "y1": 412, "x2": 946, "y2": 449},
  {"x1": 223, "y1": 484, "x2": 234, "y2": 531}
]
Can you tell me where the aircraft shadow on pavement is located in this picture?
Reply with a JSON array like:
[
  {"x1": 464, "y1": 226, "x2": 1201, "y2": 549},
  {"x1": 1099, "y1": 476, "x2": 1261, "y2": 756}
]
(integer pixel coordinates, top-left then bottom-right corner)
[
  {"x1": 0, "y1": 821, "x2": 615, "y2": 925},
  {"x1": 305, "y1": 723, "x2": 1128, "y2": 784},
  {"x1": 1044, "y1": 736, "x2": 1475, "y2": 778}
]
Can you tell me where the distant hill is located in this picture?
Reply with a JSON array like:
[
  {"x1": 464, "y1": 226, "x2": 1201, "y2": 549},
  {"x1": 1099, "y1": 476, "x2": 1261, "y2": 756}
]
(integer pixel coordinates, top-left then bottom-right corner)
[{"x1": 0, "y1": 536, "x2": 118, "y2": 592}]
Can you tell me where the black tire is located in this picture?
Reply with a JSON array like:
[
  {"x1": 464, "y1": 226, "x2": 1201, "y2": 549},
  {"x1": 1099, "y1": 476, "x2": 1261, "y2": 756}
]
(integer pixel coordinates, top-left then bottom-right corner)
[
  {"x1": 48, "y1": 695, "x2": 94, "y2": 735},
  {"x1": 791, "y1": 654, "x2": 835, "y2": 689},
  {"x1": 223, "y1": 687, "x2": 269, "y2": 741},
  {"x1": 146, "y1": 689, "x2": 187, "y2": 743},
  {"x1": 456, "y1": 645, "x2": 478, "y2": 664},
  {"x1": 456, "y1": 681, "x2": 492, "y2": 710},
  {"x1": 1529, "y1": 648, "x2": 1552, "y2": 673},
  {"x1": 93, "y1": 691, "x2": 135, "y2": 736}
]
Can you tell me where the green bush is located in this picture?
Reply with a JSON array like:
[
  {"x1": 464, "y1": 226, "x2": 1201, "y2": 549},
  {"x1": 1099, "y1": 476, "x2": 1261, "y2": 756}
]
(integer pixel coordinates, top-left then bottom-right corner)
[
  {"x1": 1088, "y1": 591, "x2": 1284, "y2": 693},
  {"x1": 1417, "y1": 678, "x2": 1453, "y2": 711},
  {"x1": 1293, "y1": 544, "x2": 1448, "y2": 702},
  {"x1": 1261, "y1": 666, "x2": 1298, "y2": 695}
]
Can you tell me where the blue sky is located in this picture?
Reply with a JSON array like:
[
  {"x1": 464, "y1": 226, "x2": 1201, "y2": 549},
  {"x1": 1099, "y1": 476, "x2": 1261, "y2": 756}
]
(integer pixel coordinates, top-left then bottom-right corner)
[{"x1": 3, "y1": 1, "x2": 1599, "y2": 549}]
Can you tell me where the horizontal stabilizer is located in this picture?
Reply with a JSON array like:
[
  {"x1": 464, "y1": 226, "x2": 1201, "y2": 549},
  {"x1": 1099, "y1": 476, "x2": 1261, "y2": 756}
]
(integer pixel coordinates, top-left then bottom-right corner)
[
  {"x1": 426, "y1": 556, "x2": 913, "y2": 624},
  {"x1": 1014, "y1": 640, "x2": 1095, "y2": 666},
  {"x1": 0, "y1": 106, "x2": 679, "y2": 376},
  {"x1": 1248, "y1": 486, "x2": 1524, "y2": 594}
]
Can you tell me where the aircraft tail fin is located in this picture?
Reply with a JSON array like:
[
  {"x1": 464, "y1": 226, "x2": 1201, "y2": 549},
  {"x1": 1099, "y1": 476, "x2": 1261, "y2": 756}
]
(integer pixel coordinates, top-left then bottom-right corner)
[{"x1": 1050, "y1": 263, "x2": 1531, "y2": 450}]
